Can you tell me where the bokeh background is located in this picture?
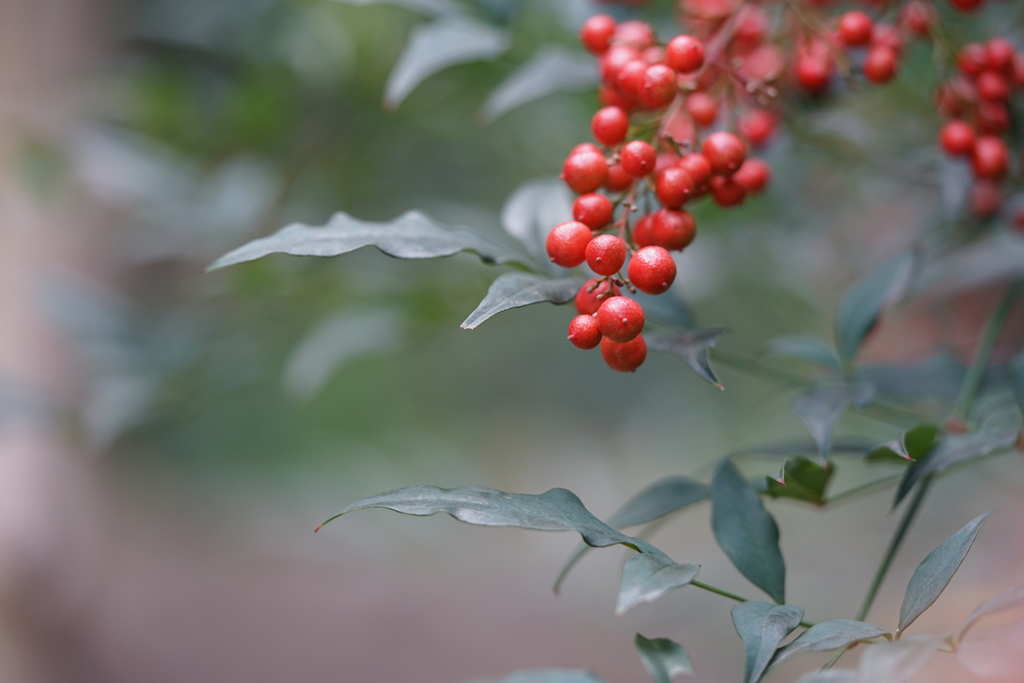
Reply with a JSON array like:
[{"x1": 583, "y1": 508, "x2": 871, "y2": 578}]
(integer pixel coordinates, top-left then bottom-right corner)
[{"x1": 2, "y1": 0, "x2": 1024, "y2": 682}]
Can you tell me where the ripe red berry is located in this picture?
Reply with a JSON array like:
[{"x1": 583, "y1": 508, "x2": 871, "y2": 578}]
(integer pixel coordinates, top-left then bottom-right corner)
[
  {"x1": 970, "y1": 179, "x2": 1001, "y2": 217},
  {"x1": 546, "y1": 221, "x2": 593, "y2": 267},
  {"x1": 580, "y1": 14, "x2": 616, "y2": 54},
  {"x1": 864, "y1": 45, "x2": 898, "y2": 84},
  {"x1": 986, "y1": 38, "x2": 1015, "y2": 72},
  {"x1": 598, "y1": 84, "x2": 636, "y2": 111},
  {"x1": 572, "y1": 142, "x2": 602, "y2": 155},
  {"x1": 733, "y1": 158, "x2": 770, "y2": 193},
  {"x1": 576, "y1": 278, "x2": 619, "y2": 315},
  {"x1": 642, "y1": 46, "x2": 666, "y2": 65},
  {"x1": 639, "y1": 64, "x2": 679, "y2": 109},
  {"x1": 949, "y1": 0, "x2": 984, "y2": 12},
  {"x1": 655, "y1": 152, "x2": 680, "y2": 176},
  {"x1": 665, "y1": 35, "x2": 705, "y2": 73},
  {"x1": 615, "y1": 20, "x2": 654, "y2": 50},
  {"x1": 591, "y1": 106, "x2": 630, "y2": 146},
  {"x1": 701, "y1": 132, "x2": 747, "y2": 175},
  {"x1": 562, "y1": 150, "x2": 608, "y2": 193},
  {"x1": 616, "y1": 60, "x2": 649, "y2": 101},
  {"x1": 655, "y1": 167, "x2": 696, "y2": 208},
  {"x1": 740, "y1": 44, "x2": 786, "y2": 82},
  {"x1": 900, "y1": 1, "x2": 931, "y2": 36},
  {"x1": 739, "y1": 109, "x2": 776, "y2": 147},
  {"x1": 972, "y1": 136, "x2": 1008, "y2": 178},
  {"x1": 596, "y1": 296, "x2": 644, "y2": 343},
  {"x1": 568, "y1": 314, "x2": 602, "y2": 350},
  {"x1": 678, "y1": 153, "x2": 712, "y2": 188},
  {"x1": 870, "y1": 24, "x2": 903, "y2": 54},
  {"x1": 585, "y1": 234, "x2": 627, "y2": 276},
  {"x1": 620, "y1": 140, "x2": 657, "y2": 177},
  {"x1": 710, "y1": 175, "x2": 746, "y2": 207},
  {"x1": 686, "y1": 91, "x2": 718, "y2": 126},
  {"x1": 601, "y1": 45, "x2": 641, "y2": 85},
  {"x1": 977, "y1": 71, "x2": 1009, "y2": 101},
  {"x1": 795, "y1": 43, "x2": 834, "y2": 94},
  {"x1": 573, "y1": 193, "x2": 614, "y2": 230},
  {"x1": 628, "y1": 245, "x2": 677, "y2": 294},
  {"x1": 958, "y1": 43, "x2": 988, "y2": 76},
  {"x1": 939, "y1": 120, "x2": 975, "y2": 156},
  {"x1": 838, "y1": 11, "x2": 873, "y2": 47},
  {"x1": 976, "y1": 101, "x2": 1010, "y2": 135},
  {"x1": 601, "y1": 335, "x2": 647, "y2": 372},
  {"x1": 733, "y1": 5, "x2": 768, "y2": 53},
  {"x1": 632, "y1": 213, "x2": 657, "y2": 248},
  {"x1": 651, "y1": 208, "x2": 696, "y2": 251},
  {"x1": 605, "y1": 163, "x2": 633, "y2": 192}
]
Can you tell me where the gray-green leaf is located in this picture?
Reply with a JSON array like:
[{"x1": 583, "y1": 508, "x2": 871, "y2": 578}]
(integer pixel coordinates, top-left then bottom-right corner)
[
  {"x1": 765, "y1": 335, "x2": 842, "y2": 371},
  {"x1": 635, "y1": 634, "x2": 693, "y2": 683},
  {"x1": 893, "y1": 430, "x2": 1017, "y2": 507},
  {"x1": 955, "y1": 583, "x2": 1024, "y2": 644},
  {"x1": 731, "y1": 601, "x2": 804, "y2": 683},
  {"x1": 866, "y1": 424, "x2": 939, "y2": 465},
  {"x1": 500, "y1": 179, "x2": 572, "y2": 275},
  {"x1": 711, "y1": 461, "x2": 786, "y2": 604},
  {"x1": 461, "y1": 273, "x2": 581, "y2": 329},
  {"x1": 770, "y1": 620, "x2": 888, "y2": 670},
  {"x1": 616, "y1": 554, "x2": 700, "y2": 615},
  {"x1": 834, "y1": 253, "x2": 913, "y2": 362},
  {"x1": 464, "y1": 669, "x2": 606, "y2": 683},
  {"x1": 480, "y1": 47, "x2": 597, "y2": 123},
  {"x1": 791, "y1": 382, "x2": 874, "y2": 459},
  {"x1": 646, "y1": 328, "x2": 726, "y2": 387},
  {"x1": 765, "y1": 457, "x2": 834, "y2": 505},
  {"x1": 898, "y1": 510, "x2": 995, "y2": 634}
]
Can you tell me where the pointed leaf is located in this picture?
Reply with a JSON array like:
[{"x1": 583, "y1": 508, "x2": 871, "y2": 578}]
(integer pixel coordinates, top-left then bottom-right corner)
[
  {"x1": 711, "y1": 461, "x2": 786, "y2": 603},
  {"x1": 635, "y1": 634, "x2": 693, "y2": 683},
  {"x1": 893, "y1": 431, "x2": 1017, "y2": 507},
  {"x1": 208, "y1": 210, "x2": 529, "y2": 271},
  {"x1": 461, "y1": 273, "x2": 581, "y2": 329},
  {"x1": 632, "y1": 291, "x2": 696, "y2": 332},
  {"x1": 616, "y1": 555, "x2": 700, "y2": 614},
  {"x1": 322, "y1": 485, "x2": 670, "y2": 558},
  {"x1": 791, "y1": 382, "x2": 874, "y2": 459},
  {"x1": 731, "y1": 601, "x2": 804, "y2": 683},
  {"x1": 501, "y1": 179, "x2": 573, "y2": 274},
  {"x1": 835, "y1": 253, "x2": 913, "y2": 362},
  {"x1": 898, "y1": 510, "x2": 995, "y2": 634},
  {"x1": 765, "y1": 457, "x2": 834, "y2": 505},
  {"x1": 765, "y1": 335, "x2": 842, "y2": 371},
  {"x1": 384, "y1": 16, "x2": 510, "y2": 110},
  {"x1": 480, "y1": 47, "x2": 597, "y2": 123},
  {"x1": 956, "y1": 583, "x2": 1024, "y2": 644},
  {"x1": 770, "y1": 620, "x2": 889, "y2": 669},
  {"x1": 865, "y1": 424, "x2": 938, "y2": 465},
  {"x1": 465, "y1": 669, "x2": 606, "y2": 683},
  {"x1": 646, "y1": 328, "x2": 726, "y2": 387}
]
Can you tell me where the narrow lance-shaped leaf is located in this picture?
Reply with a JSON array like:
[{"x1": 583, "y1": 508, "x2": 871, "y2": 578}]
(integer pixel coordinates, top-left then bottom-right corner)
[
  {"x1": 834, "y1": 252, "x2": 913, "y2": 362},
  {"x1": 646, "y1": 328, "x2": 726, "y2": 387},
  {"x1": 893, "y1": 431, "x2": 1017, "y2": 507},
  {"x1": 320, "y1": 485, "x2": 670, "y2": 559},
  {"x1": 898, "y1": 510, "x2": 995, "y2": 635},
  {"x1": 955, "y1": 583, "x2": 1024, "y2": 644},
  {"x1": 769, "y1": 620, "x2": 889, "y2": 670},
  {"x1": 635, "y1": 634, "x2": 693, "y2": 683},
  {"x1": 765, "y1": 457, "x2": 834, "y2": 505},
  {"x1": 866, "y1": 424, "x2": 938, "y2": 465},
  {"x1": 461, "y1": 273, "x2": 581, "y2": 329},
  {"x1": 480, "y1": 47, "x2": 597, "y2": 124},
  {"x1": 711, "y1": 461, "x2": 786, "y2": 604},
  {"x1": 616, "y1": 554, "x2": 700, "y2": 615},
  {"x1": 464, "y1": 669, "x2": 607, "y2": 683},
  {"x1": 731, "y1": 601, "x2": 804, "y2": 683},
  {"x1": 208, "y1": 210, "x2": 530, "y2": 271},
  {"x1": 791, "y1": 382, "x2": 874, "y2": 459},
  {"x1": 765, "y1": 335, "x2": 842, "y2": 371}
]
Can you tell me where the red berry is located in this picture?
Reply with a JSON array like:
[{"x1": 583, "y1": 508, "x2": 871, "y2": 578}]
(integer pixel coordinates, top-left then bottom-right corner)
[
  {"x1": 838, "y1": 11, "x2": 873, "y2": 47},
  {"x1": 562, "y1": 150, "x2": 608, "y2": 193},
  {"x1": 795, "y1": 43, "x2": 834, "y2": 94},
  {"x1": 568, "y1": 314, "x2": 602, "y2": 350},
  {"x1": 977, "y1": 101, "x2": 1010, "y2": 135},
  {"x1": 601, "y1": 335, "x2": 647, "y2": 372},
  {"x1": 986, "y1": 38, "x2": 1015, "y2": 72},
  {"x1": 678, "y1": 153, "x2": 712, "y2": 187},
  {"x1": 620, "y1": 140, "x2": 657, "y2": 177},
  {"x1": 972, "y1": 136, "x2": 1008, "y2": 178},
  {"x1": 572, "y1": 142, "x2": 602, "y2": 155},
  {"x1": 628, "y1": 245, "x2": 677, "y2": 294},
  {"x1": 591, "y1": 106, "x2": 630, "y2": 146},
  {"x1": 739, "y1": 109, "x2": 776, "y2": 146},
  {"x1": 651, "y1": 208, "x2": 697, "y2": 251},
  {"x1": 642, "y1": 46, "x2": 666, "y2": 65},
  {"x1": 573, "y1": 193, "x2": 614, "y2": 230},
  {"x1": 596, "y1": 297, "x2": 644, "y2": 343},
  {"x1": 710, "y1": 175, "x2": 746, "y2": 207},
  {"x1": 733, "y1": 158, "x2": 770, "y2": 193},
  {"x1": 958, "y1": 43, "x2": 988, "y2": 76},
  {"x1": 580, "y1": 14, "x2": 616, "y2": 54},
  {"x1": 977, "y1": 71, "x2": 1009, "y2": 101},
  {"x1": 701, "y1": 131, "x2": 746, "y2": 175},
  {"x1": 655, "y1": 152, "x2": 680, "y2": 176},
  {"x1": 870, "y1": 24, "x2": 903, "y2": 53},
  {"x1": 733, "y1": 5, "x2": 768, "y2": 53},
  {"x1": 632, "y1": 213, "x2": 657, "y2": 247},
  {"x1": 616, "y1": 60, "x2": 649, "y2": 100},
  {"x1": 970, "y1": 179, "x2": 1001, "y2": 217},
  {"x1": 585, "y1": 234, "x2": 627, "y2": 276},
  {"x1": 655, "y1": 167, "x2": 696, "y2": 208},
  {"x1": 598, "y1": 84, "x2": 636, "y2": 111},
  {"x1": 665, "y1": 35, "x2": 705, "y2": 73},
  {"x1": 939, "y1": 120, "x2": 976, "y2": 156},
  {"x1": 546, "y1": 221, "x2": 593, "y2": 267},
  {"x1": 900, "y1": 1, "x2": 931, "y2": 36},
  {"x1": 615, "y1": 20, "x2": 654, "y2": 50},
  {"x1": 864, "y1": 45, "x2": 898, "y2": 84},
  {"x1": 601, "y1": 45, "x2": 641, "y2": 85},
  {"x1": 740, "y1": 44, "x2": 786, "y2": 82},
  {"x1": 949, "y1": 0, "x2": 984, "y2": 12},
  {"x1": 686, "y1": 91, "x2": 718, "y2": 126},
  {"x1": 575, "y1": 278, "x2": 619, "y2": 315},
  {"x1": 605, "y1": 163, "x2": 633, "y2": 192},
  {"x1": 639, "y1": 64, "x2": 679, "y2": 109}
]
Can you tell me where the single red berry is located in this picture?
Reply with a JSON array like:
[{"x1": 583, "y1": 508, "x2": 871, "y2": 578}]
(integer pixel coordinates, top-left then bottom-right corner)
[
  {"x1": 580, "y1": 14, "x2": 616, "y2": 55},
  {"x1": 739, "y1": 44, "x2": 786, "y2": 82},
  {"x1": 949, "y1": 0, "x2": 984, "y2": 12},
  {"x1": 939, "y1": 120, "x2": 976, "y2": 156},
  {"x1": 651, "y1": 208, "x2": 697, "y2": 251},
  {"x1": 686, "y1": 91, "x2": 718, "y2": 126},
  {"x1": 739, "y1": 109, "x2": 776, "y2": 146},
  {"x1": 568, "y1": 314, "x2": 602, "y2": 350},
  {"x1": 838, "y1": 11, "x2": 873, "y2": 47},
  {"x1": 585, "y1": 234, "x2": 627, "y2": 276},
  {"x1": 870, "y1": 24, "x2": 903, "y2": 53},
  {"x1": 601, "y1": 335, "x2": 647, "y2": 372},
  {"x1": 601, "y1": 45, "x2": 641, "y2": 85},
  {"x1": 795, "y1": 43, "x2": 834, "y2": 94},
  {"x1": 958, "y1": 43, "x2": 988, "y2": 76},
  {"x1": 972, "y1": 136, "x2": 1009, "y2": 178},
  {"x1": 596, "y1": 296, "x2": 644, "y2": 343},
  {"x1": 864, "y1": 45, "x2": 898, "y2": 84},
  {"x1": 977, "y1": 101, "x2": 1010, "y2": 135},
  {"x1": 616, "y1": 60, "x2": 649, "y2": 101},
  {"x1": 598, "y1": 84, "x2": 636, "y2": 111},
  {"x1": 605, "y1": 163, "x2": 633, "y2": 192},
  {"x1": 665, "y1": 35, "x2": 705, "y2": 73},
  {"x1": 733, "y1": 5, "x2": 768, "y2": 53},
  {"x1": 546, "y1": 221, "x2": 593, "y2": 267},
  {"x1": 572, "y1": 142, "x2": 602, "y2": 155},
  {"x1": 614, "y1": 20, "x2": 654, "y2": 50},
  {"x1": 710, "y1": 175, "x2": 747, "y2": 207},
  {"x1": 701, "y1": 132, "x2": 747, "y2": 175},
  {"x1": 628, "y1": 245, "x2": 677, "y2": 294},
  {"x1": 900, "y1": 1, "x2": 931, "y2": 36},
  {"x1": 562, "y1": 150, "x2": 608, "y2": 193},
  {"x1": 655, "y1": 167, "x2": 696, "y2": 208},
  {"x1": 733, "y1": 158, "x2": 770, "y2": 193},
  {"x1": 970, "y1": 179, "x2": 1001, "y2": 217},
  {"x1": 678, "y1": 153, "x2": 712, "y2": 188},
  {"x1": 591, "y1": 106, "x2": 630, "y2": 147},
  {"x1": 576, "y1": 278, "x2": 619, "y2": 315},
  {"x1": 977, "y1": 71, "x2": 1009, "y2": 101},
  {"x1": 632, "y1": 213, "x2": 657, "y2": 248},
  {"x1": 986, "y1": 38, "x2": 1015, "y2": 72},
  {"x1": 639, "y1": 64, "x2": 679, "y2": 109},
  {"x1": 573, "y1": 193, "x2": 614, "y2": 230},
  {"x1": 620, "y1": 140, "x2": 657, "y2": 177}
]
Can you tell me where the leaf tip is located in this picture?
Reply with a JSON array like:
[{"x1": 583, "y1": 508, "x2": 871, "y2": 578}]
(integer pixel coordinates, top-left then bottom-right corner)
[{"x1": 314, "y1": 524, "x2": 322, "y2": 533}]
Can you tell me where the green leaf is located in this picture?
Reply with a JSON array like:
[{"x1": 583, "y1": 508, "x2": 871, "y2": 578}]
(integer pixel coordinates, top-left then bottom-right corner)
[
  {"x1": 731, "y1": 601, "x2": 804, "y2": 683},
  {"x1": 711, "y1": 461, "x2": 786, "y2": 604},
  {"x1": 865, "y1": 424, "x2": 938, "y2": 465},
  {"x1": 769, "y1": 620, "x2": 889, "y2": 670},
  {"x1": 461, "y1": 273, "x2": 581, "y2": 329},
  {"x1": 646, "y1": 328, "x2": 726, "y2": 387},
  {"x1": 893, "y1": 430, "x2": 1017, "y2": 507},
  {"x1": 955, "y1": 583, "x2": 1024, "y2": 644},
  {"x1": 321, "y1": 485, "x2": 670, "y2": 558},
  {"x1": 791, "y1": 382, "x2": 874, "y2": 459},
  {"x1": 765, "y1": 335, "x2": 842, "y2": 371},
  {"x1": 635, "y1": 634, "x2": 693, "y2": 683},
  {"x1": 554, "y1": 477, "x2": 707, "y2": 593},
  {"x1": 480, "y1": 47, "x2": 597, "y2": 124},
  {"x1": 834, "y1": 253, "x2": 913, "y2": 363},
  {"x1": 765, "y1": 457, "x2": 834, "y2": 505},
  {"x1": 466, "y1": 670, "x2": 606, "y2": 683},
  {"x1": 208, "y1": 210, "x2": 529, "y2": 271},
  {"x1": 384, "y1": 15, "x2": 510, "y2": 110},
  {"x1": 898, "y1": 510, "x2": 995, "y2": 635},
  {"x1": 616, "y1": 554, "x2": 700, "y2": 615},
  {"x1": 500, "y1": 179, "x2": 572, "y2": 275}
]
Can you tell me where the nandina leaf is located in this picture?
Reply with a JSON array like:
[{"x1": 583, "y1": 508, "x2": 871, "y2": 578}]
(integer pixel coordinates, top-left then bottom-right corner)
[
  {"x1": 634, "y1": 634, "x2": 693, "y2": 683},
  {"x1": 765, "y1": 335, "x2": 842, "y2": 371},
  {"x1": 480, "y1": 47, "x2": 597, "y2": 124},
  {"x1": 769, "y1": 620, "x2": 889, "y2": 670},
  {"x1": 646, "y1": 327, "x2": 726, "y2": 387},
  {"x1": 865, "y1": 424, "x2": 938, "y2": 465},
  {"x1": 955, "y1": 583, "x2": 1024, "y2": 644},
  {"x1": 711, "y1": 461, "x2": 786, "y2": 604},
  {"x1": 466, "y1": 670, "x2": 606, "y2": 683},
  {"x1": 501, "y1": 179, "x2": 573, "y2": 275},
  {"x1": 616, "y1": 554, "x2": 699, "y2": 615},
  {"x1": 765, "y1": 457, "x2": 834, "y2": 505},
  {"x1": 632, "y1": 292, "x2": 696, "y2": 332},
  {"x1": 322, "y1": 485, "x2": 670, "y2": 559},
  {"x1": 898, "y1": 510, "x2": 995, "y2": 635},
  {"x1": 207, "y1": 210, "x2": 530, "y2": 271},
  {"x1": 791, "y1": 382, "x2": 874, "y2": 459},
  {"x1": 461, "y1": 273, "x2": 582, "y2": 329},
  {"x1": 384, "y1": 15, "x2": 510, "y2": 110},
  {"x1": 893, "y1": 430, "x2": 1017, "y2": 507},
  {"x1": 731, "y1": 601, "x2": 804, "y2": 683},
  {"x1": 855, "y1": 354, "x2": 964, "y2": 404},
  {"x1": 834, "y1": 252, "x2": 913, "y2": 363}
]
